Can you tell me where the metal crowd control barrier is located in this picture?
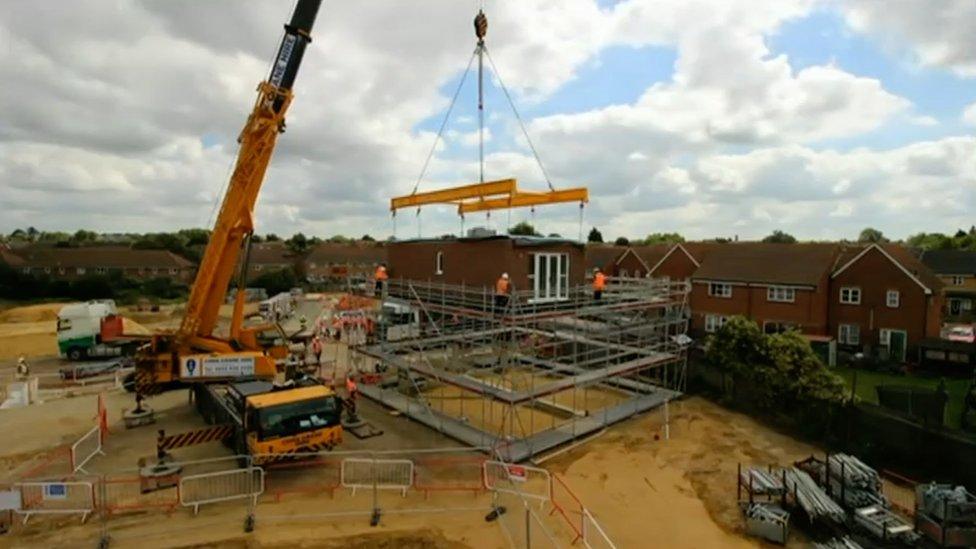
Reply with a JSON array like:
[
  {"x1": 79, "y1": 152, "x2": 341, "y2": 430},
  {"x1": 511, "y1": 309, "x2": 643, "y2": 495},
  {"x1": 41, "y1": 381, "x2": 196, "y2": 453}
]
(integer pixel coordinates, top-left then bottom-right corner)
[
  {"x1": 582, "y1": 508, "x2": 617, "y2": 549},
  {"x1": 71, "y1": 426, "x2": 104, "y2": 473},
  {"x1": 179, "y1": 467, "x2": 264, "y2": 515},
  {"x1": 15, "y1": 481, "x2": 95, "y2": 524},
  {"x1": 483, "y1": 460, "x2": 551, "y2": 506},
  {"x1": 340, "y1": 458, "x2": 413, "y2": 496}
]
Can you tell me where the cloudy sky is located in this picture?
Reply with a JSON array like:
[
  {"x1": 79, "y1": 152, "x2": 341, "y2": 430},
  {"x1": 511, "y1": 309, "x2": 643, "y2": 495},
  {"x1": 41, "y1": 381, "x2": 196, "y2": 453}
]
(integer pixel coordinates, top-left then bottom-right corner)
[{"x1": 1, "y1": 0, "x2": 974, "y2": 242}]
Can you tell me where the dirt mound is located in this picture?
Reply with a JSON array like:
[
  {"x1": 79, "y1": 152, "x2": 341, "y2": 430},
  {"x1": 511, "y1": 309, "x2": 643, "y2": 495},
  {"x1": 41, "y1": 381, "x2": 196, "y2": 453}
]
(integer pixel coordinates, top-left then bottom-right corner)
[
  {"x1": 0, "y1": 303, "x2": 67, "y2": 323},
  {"x1": 121, "y1": 316, "x2": 152, "y2": 336},
  {"x1": 176, "y1": 529, "x2": 469, "y2": 549}
]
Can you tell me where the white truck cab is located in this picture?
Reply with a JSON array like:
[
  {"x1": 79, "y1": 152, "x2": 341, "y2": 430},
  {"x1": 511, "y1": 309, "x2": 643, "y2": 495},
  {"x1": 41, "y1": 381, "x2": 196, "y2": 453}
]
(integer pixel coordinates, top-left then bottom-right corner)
[{"x1": 57, "y1": 300, "x2": 121, "y2": 360}]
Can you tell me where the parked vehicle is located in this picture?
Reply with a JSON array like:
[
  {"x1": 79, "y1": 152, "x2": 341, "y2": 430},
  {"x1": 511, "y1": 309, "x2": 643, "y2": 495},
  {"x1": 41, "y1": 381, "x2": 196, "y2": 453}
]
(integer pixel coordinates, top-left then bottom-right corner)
[
  {"x1": 57, "y1": 300, "x2": 140, "y2": 360},
  {"x1": 945, "y1": 325, "x2": 975, "y2": 343}
]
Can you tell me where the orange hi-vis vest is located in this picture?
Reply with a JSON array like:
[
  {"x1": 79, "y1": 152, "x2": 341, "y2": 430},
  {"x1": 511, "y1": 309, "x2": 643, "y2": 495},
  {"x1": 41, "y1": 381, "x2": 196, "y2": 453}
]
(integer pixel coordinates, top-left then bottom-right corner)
[
  {"x1": 346, "y1": 377, "x2": 358, "y2": 393},
  {"x1": 593, "y1": 272, "x2": 607, "y2": 291},
  {"x1": 375, "y1": 266, "x2": 388, "y2": 281},
  {"x1": 496, "y1": 277, "x2": 510, "y2": 295}
]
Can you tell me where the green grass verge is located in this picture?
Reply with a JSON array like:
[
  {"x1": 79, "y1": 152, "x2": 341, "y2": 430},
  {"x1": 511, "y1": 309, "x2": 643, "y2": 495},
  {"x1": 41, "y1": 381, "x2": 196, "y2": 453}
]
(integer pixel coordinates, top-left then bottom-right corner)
[{"x1": 835, "y1": 366, "x2": 970, "y2": 430}]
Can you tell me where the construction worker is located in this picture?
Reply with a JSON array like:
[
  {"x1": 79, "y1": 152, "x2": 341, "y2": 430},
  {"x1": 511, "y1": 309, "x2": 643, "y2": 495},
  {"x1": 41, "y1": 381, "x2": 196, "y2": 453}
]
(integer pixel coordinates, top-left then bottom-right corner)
[
  {"x1": 15, "y1": 356, "x2": 29, "y2": 380},
  {"x1": 592, "y1": 267, "x2": 607, "y2": 301},
  {"x1": 495, "y1": 272, "x2": 511, "y2": 312},
  {"x1": 310, "y1": 336, "x2": 323, "y2": 366},
  {"x1": 345, "y1": 375, "x2": 359, "y2": 421},
  {"x1": 374, "y1": 263, "x2": 389, "y2": 295}
]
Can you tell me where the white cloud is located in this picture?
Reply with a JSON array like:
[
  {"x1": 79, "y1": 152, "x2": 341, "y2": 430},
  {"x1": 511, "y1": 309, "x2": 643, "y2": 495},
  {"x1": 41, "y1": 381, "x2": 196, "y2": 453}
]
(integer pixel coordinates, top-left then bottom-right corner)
[
  {"x1": 0, "y1": 0, "x2": 962, "y2": 243},
  {"x1": 840, "y1": 0, "x2": 976, "y2": 77},
  {"x1": 963, "y1": 102, "x2": 976, "y2": 126},
  {"x1": 909, "y1": 115, "x2": 938, "y2": 127}
]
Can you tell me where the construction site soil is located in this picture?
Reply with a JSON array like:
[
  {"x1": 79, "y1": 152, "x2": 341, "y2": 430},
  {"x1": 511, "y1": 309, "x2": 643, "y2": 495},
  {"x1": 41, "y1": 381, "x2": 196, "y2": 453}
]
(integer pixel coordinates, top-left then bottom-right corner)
[{"x1": 0, "y1": 299, "x2": 821, "y2": 547}]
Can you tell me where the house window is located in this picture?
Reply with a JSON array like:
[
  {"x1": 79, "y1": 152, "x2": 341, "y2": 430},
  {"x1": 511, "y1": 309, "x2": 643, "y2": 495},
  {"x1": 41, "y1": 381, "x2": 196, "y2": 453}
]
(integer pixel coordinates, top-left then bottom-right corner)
[
  {"x1": 528, "y1": 252, "x2": 569, "y2": 302},
  {"x1": 763, "y1": 321, "x2": 797, "y2": 334},
  {"x1": 76, "y1": 267, "x2": 86, "y2": 275},
  {"x1": 767, "y1": 286, "x2": 795, "y2": 303},
  {"x1": 838, "y1": 324, "x2": 860, "y2": 345},
  {"x1": 58, "y1": 268, "x2": 65, "y2": 275},
  {"x1": 95, "y1": 267, "x2": 107, "y2": 275},
  {"x1": 43, "y1": 267, "x2": 51, "y2": 274},
  {"x1": 169, "y1": 268, "x2": 178, "y2": 275},
  {"x1": 619, "y1": 269, "x2": 629, "y2": 278},
  {"x1": 254, "y1": 265, "x2": 263, "y2": 272},
  {"x1": 22, "y1": 267, "x2": 31, "y2": 274},
  {"x1": 951, "y1": 275, "x2": 966, "y2": 286},
  {"x1": 840, "y1": 287, "x2": 861, "y2": 304},
  {"x1": 709, "y1": 283, "x2": 732, "y2": 298},
  {"x1": 886, "y1": 290, "x2": 900, "y2": 308},
  {"x1": 705, "y1": 314, "x2": 727, "y2": 333},
  {"x1": 435, "y1": 251, "x2": 444, "y2": 275}
]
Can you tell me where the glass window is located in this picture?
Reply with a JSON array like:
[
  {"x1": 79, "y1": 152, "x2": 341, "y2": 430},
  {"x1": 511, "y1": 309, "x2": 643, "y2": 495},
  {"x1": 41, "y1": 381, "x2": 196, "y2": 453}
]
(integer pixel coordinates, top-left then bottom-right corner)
[
  {"x1": 709, "y1": 283, "x2": 732, "y2": 298},
  {"x1": 705, "y1": 314, "x2": 727, "y2": 333},
  {"x1": 767, "y1": 286, "x2": 795, "y2": 303},
  {"x1": 886, "y1": 290, "x2": 900, "y2": 308},
  {"x1": 435, "y1": 251, "x2": 444, "y2": 275},
  {"x1": 256, "y1": 397, "x2": 340, "y2": 440},
  {"x1": 839, "y1": 324, "x2": 860, "y2": 345},
  {"x1": 840, "y1": 287, "x2": 861, "y2": 304}
]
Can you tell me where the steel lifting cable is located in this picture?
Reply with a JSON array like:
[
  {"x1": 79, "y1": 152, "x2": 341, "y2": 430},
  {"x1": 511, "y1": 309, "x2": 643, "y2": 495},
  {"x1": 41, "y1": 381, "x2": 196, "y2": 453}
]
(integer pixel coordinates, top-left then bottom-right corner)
[
  {"x1": 483, "y1": 46, "x2": 555, "y2": 192},
  {"x1": 410, "y1": 48, "x2": 480, "y2": 196}
]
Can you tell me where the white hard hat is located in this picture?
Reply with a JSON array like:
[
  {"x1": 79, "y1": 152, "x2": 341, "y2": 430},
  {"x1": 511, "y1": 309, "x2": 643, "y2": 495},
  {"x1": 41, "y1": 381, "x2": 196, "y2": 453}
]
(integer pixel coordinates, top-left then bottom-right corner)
[
  {"x1": 502, "y1": 273, "x2": 509, "y2": 279},
  {"x1": 18, "y1": 356, "x2": 26, "y2": 364}
]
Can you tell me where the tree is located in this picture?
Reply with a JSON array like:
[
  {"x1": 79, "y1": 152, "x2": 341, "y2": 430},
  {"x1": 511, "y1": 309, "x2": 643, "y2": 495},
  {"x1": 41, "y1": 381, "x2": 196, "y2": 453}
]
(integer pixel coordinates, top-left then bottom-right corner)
[
  {"x1": 286, "y1": 232, "x2": 310, "y2": 253},
  {"x1": 327, "y1": 235, "x2": 349, "y2": 243},
  {"x1": 547, "y1": 233, "x2": 562, "y2": 238},
  {"x1": 705, "y1": 316, "x2": 844, "y2": 408},
  {"x1": 71, "y1": 229, "x2": 98, "y2": 245},
  {"x1": 265, "y1": 233, "x2": 281, "y2": 242},
  {"x1": 587, "y1": 227, "x2": 603, "y2": 243},
  {"x1": 857, "y1": 227, "x2": 887, "y2": 243},
  {"x1": 509, "y1": 222, "x2": 540, "y2": 236},
  {"x1": 251, "y1": 267, "x2": 300, "y2": 296},
  {"x1": 906, "y1": 232, "x2": 955, "y2": 250},
  {"x1": 762, "y1": 230, "x2": 796, "y2": 244},
  {"x1": 361, "y1": 234, "x2": 375, "y2": 242},
  {"x1": 614, "y1": 237, "x2": 630, "y2": 246},
  {"x1": 641, "y1": 232, "x2": 684, "y2": 245}
]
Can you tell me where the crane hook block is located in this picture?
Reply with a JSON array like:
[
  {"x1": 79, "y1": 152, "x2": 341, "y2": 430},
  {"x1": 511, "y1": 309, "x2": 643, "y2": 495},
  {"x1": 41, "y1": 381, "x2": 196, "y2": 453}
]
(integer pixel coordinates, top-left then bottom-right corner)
[{"x1": 474, "y1": 11, "x2": 488, "y2": 41}]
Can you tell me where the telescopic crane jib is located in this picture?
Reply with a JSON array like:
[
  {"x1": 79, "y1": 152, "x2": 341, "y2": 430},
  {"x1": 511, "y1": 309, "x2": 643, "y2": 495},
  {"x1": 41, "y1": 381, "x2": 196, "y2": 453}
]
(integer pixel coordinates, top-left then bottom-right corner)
[{"x1": 133, "y1": 0, "x2": 322, "y2": 395}]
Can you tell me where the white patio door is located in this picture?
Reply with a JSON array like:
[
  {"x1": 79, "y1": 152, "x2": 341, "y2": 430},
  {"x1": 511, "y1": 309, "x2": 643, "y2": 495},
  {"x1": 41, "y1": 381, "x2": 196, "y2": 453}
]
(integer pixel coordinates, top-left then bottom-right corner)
[{"x1": 532, "y1": 253, "x2": 568, "y2": 302}]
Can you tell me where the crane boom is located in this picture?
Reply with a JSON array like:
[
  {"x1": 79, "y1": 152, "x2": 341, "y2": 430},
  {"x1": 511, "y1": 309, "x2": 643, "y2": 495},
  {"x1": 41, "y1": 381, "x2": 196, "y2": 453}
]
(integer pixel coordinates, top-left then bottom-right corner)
[{"x1": 135, "y1": 1, "x2": 321, "y2": 394}]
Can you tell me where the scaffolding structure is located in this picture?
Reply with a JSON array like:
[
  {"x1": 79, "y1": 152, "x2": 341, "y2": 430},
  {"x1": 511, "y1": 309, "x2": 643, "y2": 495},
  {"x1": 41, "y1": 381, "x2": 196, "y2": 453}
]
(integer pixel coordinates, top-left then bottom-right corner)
[{"x1": 352, "y1": 277, "x2": 691, "y2": 462}]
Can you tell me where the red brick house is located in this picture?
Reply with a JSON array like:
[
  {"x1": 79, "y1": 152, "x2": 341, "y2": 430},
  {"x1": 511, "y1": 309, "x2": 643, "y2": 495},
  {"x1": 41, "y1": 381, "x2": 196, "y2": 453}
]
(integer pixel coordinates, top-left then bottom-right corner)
[
  {"x1": 613, "y1": 244, "x2": 668, "y2": 278},
  {"x1": 245, "y1": 242, "x2": 298, "y2": 280},
  {"x1": 4, "y1": 246, "x2": 195, "y2": 283},
  {"x1": 585, "y1": 244, "x2": 627, "y2": 276},
  {"x1": 306, "y1": 242, "x2": 386, "y2": 282},
  {"x1": 689, "y1": 243, "x2": 839, "y2": 337},
  {"x1": 387, "y1": 235, "x2": 585, "y2": 301},
  {"x1": 829, "y1": 244, "x2": 944, "y2": 362}
]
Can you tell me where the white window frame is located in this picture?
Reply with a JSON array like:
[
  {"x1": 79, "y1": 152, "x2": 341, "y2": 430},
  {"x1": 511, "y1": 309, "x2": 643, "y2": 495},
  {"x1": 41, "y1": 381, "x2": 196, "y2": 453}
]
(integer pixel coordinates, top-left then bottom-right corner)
[
  {"x1": 840, "y1": 287, "x2": 861, "y2": 305},
  {"x1": 705, "y1": 314, "x2": 727, "y2": 333},
  {"x1": 886, "y1": 290, "x2": 900, "y2": 308},
  {"x1": 528, "y1": 252, "x2": 569, "y2": 303},
  {"x1": 951, "y1": 275, "x2": 966, "y2": 286},
  {"x1": 22, "y1": 267, "x2": 31, "y2": 274},
  {"x1": 767, "y1": 286, "x2": 795, "y2": 303},
  {"x1": 76, "y1": 267, "x2": 86, "y2": 275},
  {"x1": 435, "y1": 251, "x2": 444, "y2": 275},
  {"x1": 95, "y1": 267, "x2": 107, "y2": 275},
  {"x1": 169, "y1": 268, "x2": 178, "y2": 275},
  {"x1": 708, "y1": 283, "x2": 732, "y2": 298},
  {"x1": 838, "y1": 323, "x2": 860, "y2": 345}
]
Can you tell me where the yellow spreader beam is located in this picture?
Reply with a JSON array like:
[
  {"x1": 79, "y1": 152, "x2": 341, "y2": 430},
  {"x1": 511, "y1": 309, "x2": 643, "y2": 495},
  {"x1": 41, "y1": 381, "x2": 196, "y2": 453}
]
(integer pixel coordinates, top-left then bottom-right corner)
[
  {"x1": 390, "y1": 178, "x2": 588, "y2": 215},
  {"x1": 458, "y1": 188, "x2": 589, "y2": 214},
  {"x1": 390, "y1": 179, "x2": 516, "y2": 210}
]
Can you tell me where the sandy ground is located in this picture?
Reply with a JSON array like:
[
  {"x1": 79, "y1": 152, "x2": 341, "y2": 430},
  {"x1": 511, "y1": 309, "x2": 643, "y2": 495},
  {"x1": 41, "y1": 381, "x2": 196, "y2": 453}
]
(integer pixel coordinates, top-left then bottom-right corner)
[
  {"x1": 544, "y1": 396, "x2": 821, "y2": 548},
  {"x1": 0, "y1": 295, "x2": 825, "y2": 547}
]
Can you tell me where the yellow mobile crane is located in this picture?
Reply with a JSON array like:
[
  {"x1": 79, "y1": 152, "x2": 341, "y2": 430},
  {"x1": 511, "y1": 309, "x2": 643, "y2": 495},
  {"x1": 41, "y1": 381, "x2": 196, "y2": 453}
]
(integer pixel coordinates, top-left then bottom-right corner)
[{"x1": 132, "y1": 1, "x2": 344, "y2": 458}]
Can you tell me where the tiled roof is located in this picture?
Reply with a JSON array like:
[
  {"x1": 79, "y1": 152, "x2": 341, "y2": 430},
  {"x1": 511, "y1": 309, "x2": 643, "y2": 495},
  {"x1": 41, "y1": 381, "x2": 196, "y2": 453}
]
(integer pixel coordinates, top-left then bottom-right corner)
[
  {"x1": 833, "y1": 243, "x2": 944, "y2": 293},
  {"x1": 585, "y1": 245, "x2": 626, "y2": 270},
  {"x1": 692, "y1": 243, "x2": 840, "y2": 286},
  {"x1": 307, "y1": 243, "x2": 386, "y2": 264},
  {"x1": 625, "y1": 244, "x2": 671, "y2": 270},
  {"x1": 9, "y1": 246, "x2": 193, "y2": 269},
  {"x1": 919, "y1": 249, "x2": 976, "y2": 275},
  {"x1": 248, "y1": 243, "x2": 295, "y2": 265}
]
